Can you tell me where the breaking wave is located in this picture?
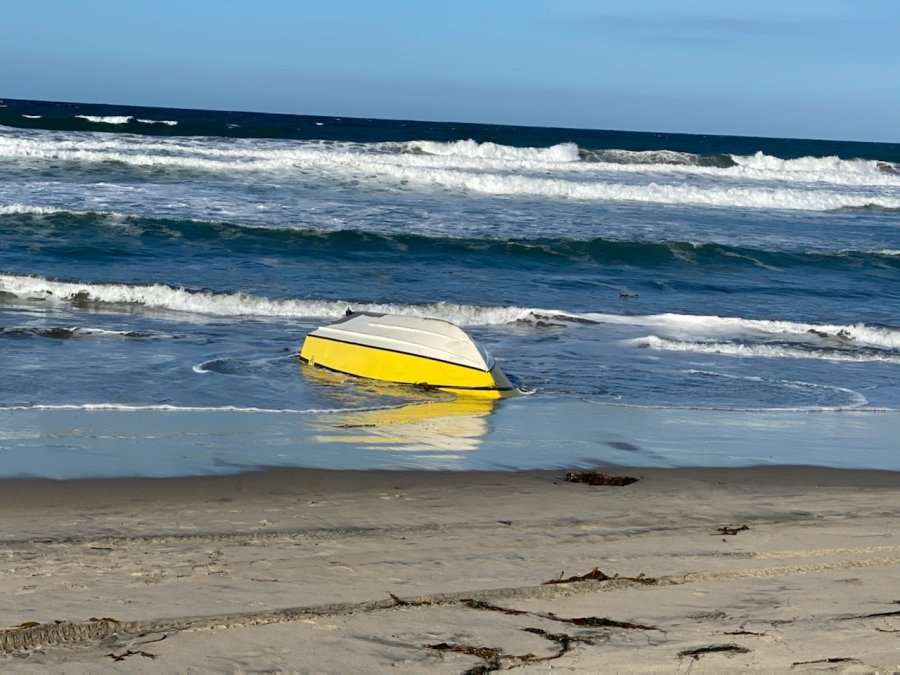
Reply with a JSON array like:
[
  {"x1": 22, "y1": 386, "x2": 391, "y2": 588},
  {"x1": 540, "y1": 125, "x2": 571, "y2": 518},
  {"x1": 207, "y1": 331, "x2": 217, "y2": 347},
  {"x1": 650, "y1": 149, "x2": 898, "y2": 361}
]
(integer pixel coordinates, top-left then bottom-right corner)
[
  {"x1": 137, "y1": 118, "x2": 178, "y2": 126},
  {"x1": 0, "y1": 272, "x2": 537, "y2": 325},
  {"x1": 631, "y1": 336, "x2": 900, "y2": 364},
  {"x1": 2, "y1": 273, "x2": 897, "y2": 358},
  {"x1": 0, "y1": 325, "x2": 157, "y2": 339},
  {"x1": 409, "y1": 139, "x2": 581, "y2": 163},
  {"x1": 0, "y1": 204, "x2": 75, "y2": 216},
  {"x1": 603, "y1": 312, "x2": 900, "y2": 364},
  {"x1": 404, "y1": 140, "x2": 900, "y2": 187},
  {"x1": 74, "y1": 115, "x2": 134, "y2": 124},
  {"x1": 2, "y1": 129, "x2": 899, "y2": 211},
  {"x1": 588, "y1": 311, "x2": 900, "y2": 351},
  {"x1": 73, "y1": 115, "x2": 177, "y2": 126}
]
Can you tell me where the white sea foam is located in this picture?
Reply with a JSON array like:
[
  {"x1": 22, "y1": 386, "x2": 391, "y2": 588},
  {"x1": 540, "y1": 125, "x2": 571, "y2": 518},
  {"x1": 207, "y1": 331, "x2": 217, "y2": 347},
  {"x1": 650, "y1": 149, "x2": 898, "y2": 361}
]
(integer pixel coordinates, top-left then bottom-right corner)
[
  {"x1": 408, "y1": 141, "x2": 900, "y2": 188},
  {"x1": 2, "y1": 130, "x2": 898, "y2": 211},
  {"x1": 65, "y1": 326, "x2": 149, "y2": 338},
  {"x1": 591, "y1": 149, "x2": 700, "y2": 165},
  {"x1": 0, "y1": 204, "x2": 72, "y2": 216},
  {"x1": 362, "y1": 167, "x2": 900, "y2": 210},
  {"x1": 411, "y1": 139, "x2": 581, "y2": 163},
  {"x1": 732, "y1": 151, "x2": 896, "y2": 180},
  {"x1": 583, "y1": 311, "x2": 900, "y2": 351},
  {"x1": 0, "y1": 273, "x2": 535, "y2": 324},
  {"x1": 0, "y1": 325, "x2": 157, "y2": 339},
  {"x1": 630, "y1": 335, "x2": 900, "y2": 364},
  {"x1": 21, "y1": 114, "x2": 42, "y2": 119},
  {"x1": 74, "y1": 115, "x2": 134, "y2": 124},
  {"x1": 136, "y1": 118, "x2": 178, "y2": 126},
  {"x1": 0, "y1": 133, "x2": 304, "y2": 172},
  {"x1": 3, "y1": 273, "x2": 898, "y2": 350},
  {"x1": 0, "y1": 203, "x2": 139, "y2": 221}
]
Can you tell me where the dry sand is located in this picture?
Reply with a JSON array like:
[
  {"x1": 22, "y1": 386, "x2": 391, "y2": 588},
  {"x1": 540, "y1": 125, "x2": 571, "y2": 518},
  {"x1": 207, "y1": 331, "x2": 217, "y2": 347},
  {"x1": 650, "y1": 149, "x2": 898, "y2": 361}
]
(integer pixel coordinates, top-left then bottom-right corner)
[{"x1": 1, "y1": 466, "x2": 898, "y2": 672}]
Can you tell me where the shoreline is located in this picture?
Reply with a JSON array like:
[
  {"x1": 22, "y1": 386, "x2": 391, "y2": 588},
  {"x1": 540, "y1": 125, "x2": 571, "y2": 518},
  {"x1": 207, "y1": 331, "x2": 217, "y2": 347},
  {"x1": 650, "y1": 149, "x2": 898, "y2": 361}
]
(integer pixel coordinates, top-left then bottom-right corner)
[
  {"x1": 2, "y1": 462, "x2": 900, "y2": 499},
  {"x1": 3, "y1": 399, "x2": 900, "y2": 479},
  {"x1": 2, "y1": 465, "x2": 898, "y2": 671}
]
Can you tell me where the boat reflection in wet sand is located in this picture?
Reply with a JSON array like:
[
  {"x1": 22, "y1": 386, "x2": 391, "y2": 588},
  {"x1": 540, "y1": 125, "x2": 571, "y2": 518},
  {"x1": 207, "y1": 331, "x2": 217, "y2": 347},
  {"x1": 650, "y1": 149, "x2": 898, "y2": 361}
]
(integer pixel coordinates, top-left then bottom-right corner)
[
  {"x1": 299, "y1": 312, "x2": 517, "y2": 399},
  {"x1": 312, "y1": 396, "x2": 496, "y2": 455}
]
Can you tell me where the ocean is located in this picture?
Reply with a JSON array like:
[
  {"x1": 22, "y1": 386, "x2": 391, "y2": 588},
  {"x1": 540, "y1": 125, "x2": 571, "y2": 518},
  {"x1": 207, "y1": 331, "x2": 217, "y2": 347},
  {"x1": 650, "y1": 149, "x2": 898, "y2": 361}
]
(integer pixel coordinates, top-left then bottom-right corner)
[{"x1": 1, "y1": 98, "x2": 898, "y2": 477}]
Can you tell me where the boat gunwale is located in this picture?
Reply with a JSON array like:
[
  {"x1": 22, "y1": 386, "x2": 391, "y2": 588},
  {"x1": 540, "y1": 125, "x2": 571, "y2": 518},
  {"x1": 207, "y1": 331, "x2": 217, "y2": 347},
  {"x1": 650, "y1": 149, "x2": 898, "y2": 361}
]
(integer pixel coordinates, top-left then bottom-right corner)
[{"x1": 299, "y1": 354, "x2": 516, "y2": 393}]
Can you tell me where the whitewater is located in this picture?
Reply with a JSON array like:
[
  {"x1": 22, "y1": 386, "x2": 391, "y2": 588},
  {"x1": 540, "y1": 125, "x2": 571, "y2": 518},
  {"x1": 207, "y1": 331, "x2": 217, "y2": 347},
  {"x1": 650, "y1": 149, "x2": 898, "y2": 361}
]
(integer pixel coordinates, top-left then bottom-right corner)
[{"x1": 2, "y1": 130, "x2": 900, "y2": 212}]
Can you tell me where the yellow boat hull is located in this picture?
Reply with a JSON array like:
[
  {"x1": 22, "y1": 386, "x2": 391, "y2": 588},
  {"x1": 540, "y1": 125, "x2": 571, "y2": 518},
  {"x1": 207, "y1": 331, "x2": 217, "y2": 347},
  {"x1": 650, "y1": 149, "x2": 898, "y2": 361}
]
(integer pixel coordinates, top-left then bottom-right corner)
[{"x1": 299, "y1": 333, "x2": 516, "y2": 399}]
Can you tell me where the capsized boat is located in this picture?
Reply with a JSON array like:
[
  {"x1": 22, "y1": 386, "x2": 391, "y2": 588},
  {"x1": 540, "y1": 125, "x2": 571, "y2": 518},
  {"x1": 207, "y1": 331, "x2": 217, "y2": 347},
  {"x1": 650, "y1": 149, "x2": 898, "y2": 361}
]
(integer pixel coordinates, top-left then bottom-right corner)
[{"x1": 299, "y1": 312, "x2": 517, "y2": 398}]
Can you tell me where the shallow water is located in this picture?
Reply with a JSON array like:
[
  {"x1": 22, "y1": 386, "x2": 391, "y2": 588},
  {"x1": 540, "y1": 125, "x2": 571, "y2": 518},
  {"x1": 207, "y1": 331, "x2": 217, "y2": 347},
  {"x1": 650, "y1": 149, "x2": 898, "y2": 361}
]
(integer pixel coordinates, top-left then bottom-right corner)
[{"x1": 2, "y1": 398, "x2": 898, "y2": 479}]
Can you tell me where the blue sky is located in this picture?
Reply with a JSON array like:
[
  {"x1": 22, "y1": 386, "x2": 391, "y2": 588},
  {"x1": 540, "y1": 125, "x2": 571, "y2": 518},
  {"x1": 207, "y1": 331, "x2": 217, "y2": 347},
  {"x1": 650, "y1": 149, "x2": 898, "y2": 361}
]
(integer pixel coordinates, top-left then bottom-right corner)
[{"x1": 2, "y1": 0, "x2": 898, "y2": 142}]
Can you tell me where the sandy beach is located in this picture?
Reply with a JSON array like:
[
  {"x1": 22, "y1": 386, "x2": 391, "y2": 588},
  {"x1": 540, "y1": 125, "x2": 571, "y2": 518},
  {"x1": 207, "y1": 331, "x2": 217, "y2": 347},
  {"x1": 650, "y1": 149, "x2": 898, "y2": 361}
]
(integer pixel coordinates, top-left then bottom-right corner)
[{"x1": 0, "y1": 466, "x2": 898, "y2": 672}]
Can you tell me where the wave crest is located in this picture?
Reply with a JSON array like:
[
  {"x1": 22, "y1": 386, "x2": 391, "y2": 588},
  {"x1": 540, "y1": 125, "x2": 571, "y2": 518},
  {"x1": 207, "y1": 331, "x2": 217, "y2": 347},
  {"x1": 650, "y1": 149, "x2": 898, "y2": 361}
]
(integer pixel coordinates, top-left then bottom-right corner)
[
  {"x1": 71, "y1": 115, "x2": 177, "y2": 126},
  {"x1": 409, "y1": 139, "x2": 581, "y2": 163},
  {"x1": 631, "y1": 335, "x2": 900, "y2": 364},
  {"x1": 3, "y1": 273, "x2": 898, "y2": 344},
  {"x1": 604, "y1": 311, "x2": 900, "y2": 364},
  {"x1": 592, "y1": 311, "x2": 900, "y2": 350},
  {"x1": 0, "y1": 204, "x2": 73, "y2": 216},
  {"x1": 0, "y1": 325, "x2": 157, "y2": 339},
  {"x1": 733, "y1": 151, "x2": 900, "y2": 179},
  {"x1": 3, "y1": 273, "x2": 896, "y2": 365},
  {"x1": 74, "y1": 115, "x2": 134, "y2": 125},
  {"x1": 0, "y1": 272, "x2": 538, "y2": 324}
]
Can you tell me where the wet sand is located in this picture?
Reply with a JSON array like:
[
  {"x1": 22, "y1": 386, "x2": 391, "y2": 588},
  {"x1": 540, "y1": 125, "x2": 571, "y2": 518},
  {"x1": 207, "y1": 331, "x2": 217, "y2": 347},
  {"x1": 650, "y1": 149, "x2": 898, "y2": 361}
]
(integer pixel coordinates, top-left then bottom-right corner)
[{"x1": 1, "y1": 466, "x2": 898, "y2": 672}]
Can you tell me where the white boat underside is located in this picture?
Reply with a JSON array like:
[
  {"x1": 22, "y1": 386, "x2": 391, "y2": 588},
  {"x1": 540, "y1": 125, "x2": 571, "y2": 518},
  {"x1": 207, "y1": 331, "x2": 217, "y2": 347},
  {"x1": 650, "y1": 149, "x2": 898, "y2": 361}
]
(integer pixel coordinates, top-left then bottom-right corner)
[{"x1": 309, "y1": 313, "x2": 494, "y2": 371}]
